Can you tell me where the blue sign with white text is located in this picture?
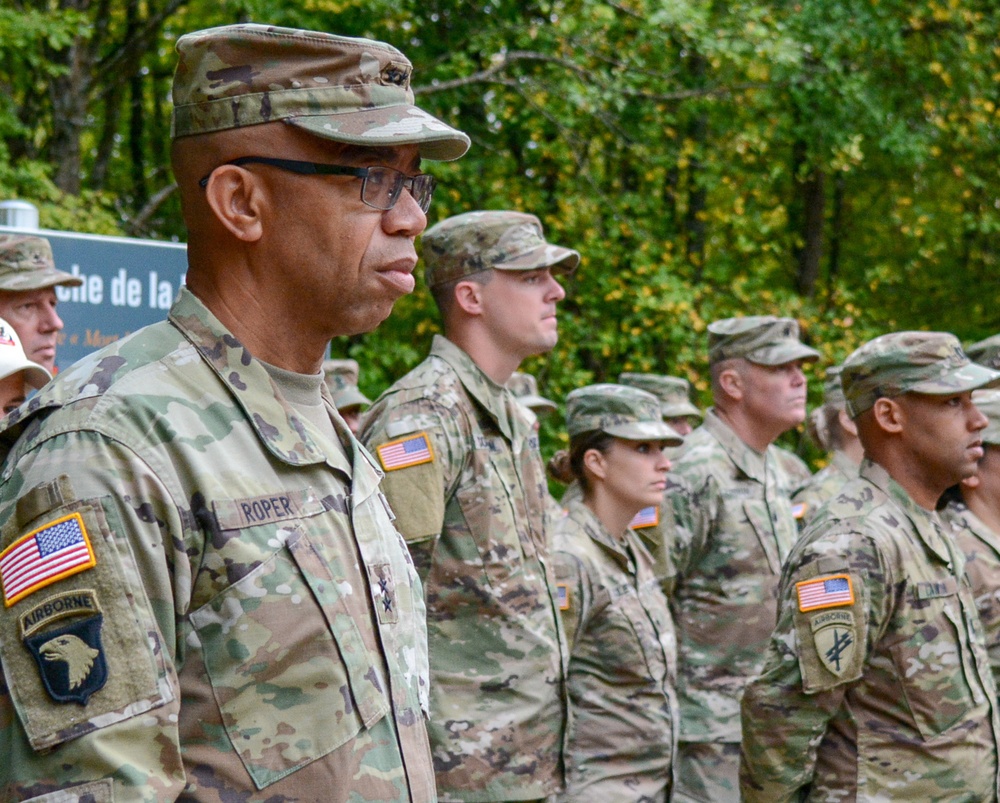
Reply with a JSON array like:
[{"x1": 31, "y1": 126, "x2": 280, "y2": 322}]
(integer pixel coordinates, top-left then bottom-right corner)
[{"x1": 0, "y1": 226, "x2": 188, "y2": 372}]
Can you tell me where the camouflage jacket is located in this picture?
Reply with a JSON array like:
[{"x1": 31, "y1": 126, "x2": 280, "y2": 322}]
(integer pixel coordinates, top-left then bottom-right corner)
[
  {"x1": 0, "y1": 288, "x2": 434, "y2": 802},
  {"x1": 664, "y1": 409, "x2": 800, "y2": 743},
  {"x1": 943, "y1": 498, "x2": 1000, "y2": 690},
  {"x1": 552, "y1": 499, "x2": 677, "y2": 803},
  {"x1": 360, "y1": 335, "x2": 567, "y2": 802},
  {"x1": 791, "y1": 450, "x2": 858, "y2": 529},
  {"x1": 560, "y1": 480, "x2": 679, "y2": 597},
  {"x1": 740, "y1": 460, "x2": 1000, "y2": 803}
]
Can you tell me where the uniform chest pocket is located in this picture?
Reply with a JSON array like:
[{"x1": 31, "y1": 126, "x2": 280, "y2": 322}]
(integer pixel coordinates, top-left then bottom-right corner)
[
  {"x1": 455, "y1": 444, "x2": 525, "y2": 587},
  {"x1": 188, "y1": 529, "x2": 389, "y2": 789},
  {"x1": 890, "y1": 593, "x2": 980, "y2": 741},
  {"x1": 588, "y1": 587, "x2": 670, "y2": 686}
]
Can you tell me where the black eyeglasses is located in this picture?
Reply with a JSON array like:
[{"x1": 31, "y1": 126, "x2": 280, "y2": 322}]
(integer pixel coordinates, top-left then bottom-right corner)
[{"x1": 198, "y1": 156, "x2": 437, "y2": 213}]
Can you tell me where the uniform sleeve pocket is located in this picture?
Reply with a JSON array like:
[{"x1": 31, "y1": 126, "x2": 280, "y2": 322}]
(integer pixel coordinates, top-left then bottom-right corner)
[{"x1": 189, "y1": 528, "x2": 389, "y2": 789}]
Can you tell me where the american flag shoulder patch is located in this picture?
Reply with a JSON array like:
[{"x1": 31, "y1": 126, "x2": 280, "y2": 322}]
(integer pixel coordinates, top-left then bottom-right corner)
[
  {"x1": 557, "y1": 583, "x2": 570, "y2": 610},
  {"x1": 791, "y1": 502, "x2": 808, "y2": 520},
  {"x1": 1, "y1": 512, "x2": 96, "y2": 607},
  {"x1": 377, "y1": 432, "x2": 434, "y2": 472},
  {"x1": 796, "y1": 573, "x2": 854, "y2": 612},
  {"x1": 630, "y1": 506, "x2": 659, "y2": 529}
]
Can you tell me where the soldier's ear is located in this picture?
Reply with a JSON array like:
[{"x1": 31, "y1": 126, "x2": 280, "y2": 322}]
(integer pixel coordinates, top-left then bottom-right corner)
[
  {"x1": 202, "y1": 165, "x2": 265, "y2": 243},
  {"x1": 453, "y1": 280, "x2": 484, "y2": 316},
  {"x1": 871, "y1": 397, "x2": 903, "y2": 434},
  {"x1": 582, "y1": 447, "x2": 608, "y2": 481},
  {"x1": 717, "y1": 366, "x2": 743, "y2": 401}
]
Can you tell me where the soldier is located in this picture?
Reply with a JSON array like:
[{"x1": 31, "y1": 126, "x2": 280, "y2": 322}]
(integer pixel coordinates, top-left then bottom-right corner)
[
  {"x1": 968, "y1": 333, "x2": 1000, "y2": 370},
  {"x1": 741, "y1": 331, "x2": 1000, "y2": 802},
  {"x1": 791, "y1": 365, "x2": 863, "y2": 527},
  {"x1": 618, "y1": 372, "x2": 702, "y2": 437},
  {"x1": 665, "y1": 315, "x2": 819, "y2": 803},
  {"x1": 941, "y1": 388, "x2": 1000, "y2": 687},
  {"x1": 322, "y1": 357, "x2": 372, "y2": 435},
  {"x1": 508, "y1": 370, "x2": 558, "y2": 427},
  {"x1": 548, "y1": 384, "x2": 681, "y2": 802},
  {"x1": 0, "y1": 316, "x2": 50, "y2": 415},
  {"x1": 361, "y1": 210, "x2": 578, "y2": 802},
  {"x1": 0, "y1": 23, "x2": 469, "y2": 801},
  {"x1": 0, "y1": 234, "x2": 82, "y2": 373}
]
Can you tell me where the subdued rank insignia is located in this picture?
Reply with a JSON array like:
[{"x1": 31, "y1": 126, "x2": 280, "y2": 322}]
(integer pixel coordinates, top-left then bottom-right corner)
[
  {"x1": 811, "y1": 610, "x2": 856, "y2": 677},
  {"x1": 557, "y1": 583, "x2": 570, "y2": 610},
  {"x1": 367, "y1": 563, "x2": 398, "y2": 625},
  {"x1": 24, "y1": 613, "x2": 108, "y2": 704}
]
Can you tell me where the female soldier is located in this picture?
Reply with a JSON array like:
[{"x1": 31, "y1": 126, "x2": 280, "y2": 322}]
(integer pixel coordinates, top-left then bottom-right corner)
[{"x1": 549, "y1": 383, "x2": 682, "y2": 802}]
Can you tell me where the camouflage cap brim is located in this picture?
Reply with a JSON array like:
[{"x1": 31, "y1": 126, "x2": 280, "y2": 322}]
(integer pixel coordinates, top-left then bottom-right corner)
[
  {"x1": 661, "y1": 400, "x2": 703, "y2": 420},
  {"x1": 493, "y1": 242, "x2": 581, "y2": 274},
  {"x1": 287, "y1": 107, "x2": 469, "y2": 162},
  {"x1": 746, "y1": 341, "x2": 821, "y2": 366},
  {"x1": 908, "y1": 361, "x2": 1000, "y2": 397},
  {"x1": 0, "y1": 267, "x2": 82, "y2": 292},
  {"x1": 332, "y1": 387, "x2": 372, "y2": 411},
  {"x1": 518, "y1": 393, "x2": 558, "y2": 414},
  {"x1": 604, "y1": 419, "x2": 684, "y2": 445}
]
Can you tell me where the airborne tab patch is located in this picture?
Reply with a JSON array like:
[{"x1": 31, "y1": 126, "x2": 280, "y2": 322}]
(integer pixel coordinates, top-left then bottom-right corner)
[
  {"x1": 1, "y1": 513, "x2": 96, "y2": 607},
  {"x1": 377, "y1": 432, "x2": 434, "y2": 471},
  {"x1": 796, "y1": 573, "x2": 854, "y2": 612},
  {"x1": 630, "y1": 506, "x2": 659, "y2": 529}
]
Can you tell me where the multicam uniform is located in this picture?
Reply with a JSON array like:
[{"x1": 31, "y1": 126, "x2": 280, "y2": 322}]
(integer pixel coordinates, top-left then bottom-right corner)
[
  {"x1": 791, "y1": 450, "x2": 858, "y2": 528},
  {"x1": 741, "y1": 461, "x2": 1000, "y2": 802},
  {"x1": 665, "y1": 409, "x2": 800, "y2": 801},
  {"x1": 0, "y1": 288, "x2": 433, "y2": 802},
  {"x1": 943, "y1": 498, "x2": 1000, "y2": 688},
  {"x1": 552, "y1": 498, "x2": 677, "y2": 803},
  {"x1": 361, "y1": 334, "x2": 567, "y2": 802}
]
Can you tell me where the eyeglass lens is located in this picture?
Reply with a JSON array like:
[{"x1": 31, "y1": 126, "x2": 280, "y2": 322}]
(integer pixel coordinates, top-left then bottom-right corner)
[{"x1": 363, "y1": 167, "x2": 436, "y2": 213}]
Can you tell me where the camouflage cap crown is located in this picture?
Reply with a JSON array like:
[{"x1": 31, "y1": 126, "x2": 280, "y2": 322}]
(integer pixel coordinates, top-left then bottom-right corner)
[
  {"x1": 171, "y1": 24, "x2": 469, "y2": 160},
  {"x1": 508, "y1": 371, "x2": 557, "y2": 414},
  {"x1": 973, "y1": 389, "x2": 1000, "y2": 447},
  {"x1": 618, "y1": 372, "x2": 702, "y2": 420},
  {"x1": 0, "y1": 235, "x2": 82, "y2": 293},
  {"x1": 321, "y1": 358, "x2": 371, "y2": 411},
  {"x1": 708, "y1": 315, "x2": 819, "y2": 366},
  {"x1": 423, "y1": 210, "x2": 580, "y2": 288},
  {"x1": 842, "y1": 331, "x2": 1000, "y2": 417},
  {"x1": 966, "y1": 333, "x2": 1000, "y2": 371},
  {"x1": 566, "y1": 383, "x2": 683, "y2": 444}
]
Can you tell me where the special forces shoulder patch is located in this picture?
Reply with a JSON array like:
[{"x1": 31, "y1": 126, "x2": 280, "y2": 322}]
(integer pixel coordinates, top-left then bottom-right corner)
[
  {"x1": 21, "y1": 589, "x2": 107, "y2": 704},
  {"x1": 377, "y1": 432, "x2": 434, "y2": 472},
  {"x1": 629, "y1": 506, "x2": 659, "y2": 529},
  {"x1": 809, "y1": 609, "x2": 857, "y2": 679},
  {"x1": 796, "y1": 573, "x2": 854, "y2": 612},
  {"x1": 1, "y1": 512, "x2": 96, "y2": 607}
]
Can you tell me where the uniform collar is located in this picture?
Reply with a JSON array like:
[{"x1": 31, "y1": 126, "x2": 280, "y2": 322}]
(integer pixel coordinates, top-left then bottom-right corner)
[
  {"x1": 859, "y1": 459, "x2": 954, "y2": 566},
  {"x1": 429, "y1": 334, "x2": 533, "y2": 443},
  {"x1": 945, "y1": 498, "x2": 1000, "y2": 561},
  {"x1": 565, "y1": 498, "x2": 633, "y2": 569},
  {"x1": 170, "y1": 287, "x2": 355, "y2": 474},
  {"x1": 702, "y1": 408, "x2": 769, "y2": 482}
]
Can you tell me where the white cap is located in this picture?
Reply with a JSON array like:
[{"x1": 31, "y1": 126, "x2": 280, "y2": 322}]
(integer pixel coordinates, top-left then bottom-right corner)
[{"x1": 0, "y1": 317, "x2": 51, "y2": 389}]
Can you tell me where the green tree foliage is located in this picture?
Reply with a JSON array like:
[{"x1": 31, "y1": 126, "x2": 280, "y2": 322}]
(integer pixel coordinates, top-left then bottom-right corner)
[{"x1": 2, "y1": 0, "x2": 999, "y2": 464}]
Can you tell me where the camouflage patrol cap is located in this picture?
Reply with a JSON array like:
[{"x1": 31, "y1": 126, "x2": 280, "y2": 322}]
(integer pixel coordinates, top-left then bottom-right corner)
[
  {"x1": 841, "y1": 331, "x2": 1000, "y2": 418},
  {"x1": 0, "y1": 235, "x2": 82, "y2": 292},
  {"x1": 618, "y1": 373, "x2": 702, "y2": 421},
  {"x1": 708, "y1": 315, "x2": 819, "y2": 366},
  {"x1": 973, "y1": 389, "x2": 1000, "y2": 446},
  {"x1": 422, "y1": 210, "x2": 580, "y2": 288},
  {"x1": 322, "y1": 358, "x2": 371, "y2": 411},
  {"x1": 508, "y1": 371, "x2": 557, "y2": 415},
  {"x1": 171, "y1": 24, "x2": 470, "y2": 160},
  {"x1": 966, "y1": 334, "x2": 1000, "y2": 371},
  {"x1": 0, "y1": 317, "x2": 50, "y2": 389},
  {"x1": 566, "y1": 384, "x2": 683, "y2": 444}
]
